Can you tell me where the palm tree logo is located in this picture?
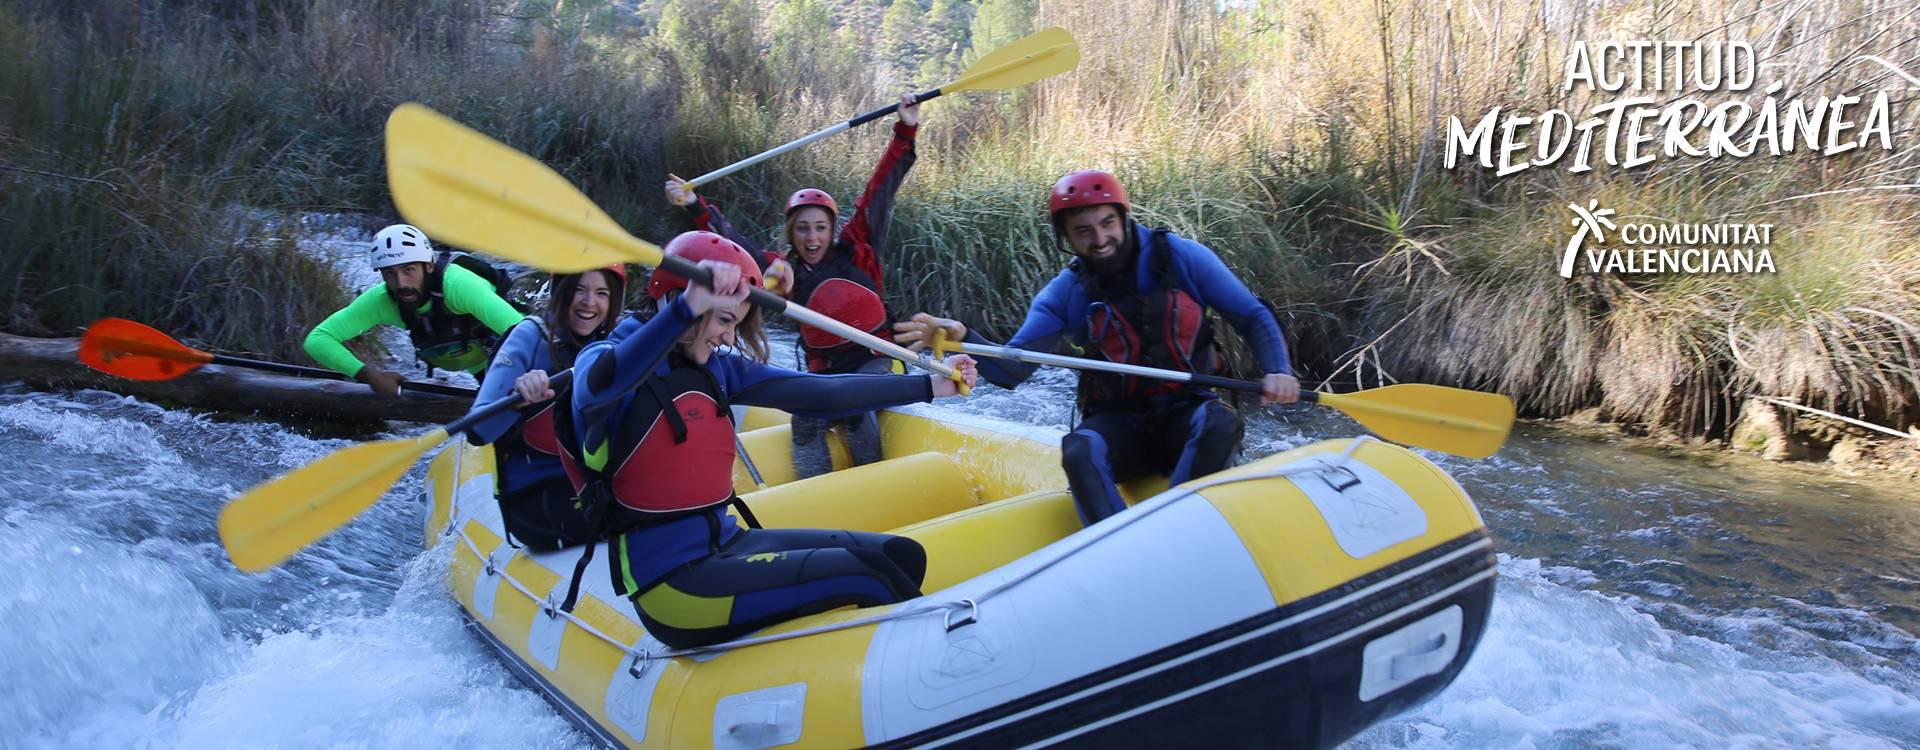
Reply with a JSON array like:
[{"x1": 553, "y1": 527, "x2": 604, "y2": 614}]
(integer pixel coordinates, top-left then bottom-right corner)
[{"x1": 1561, "y1": 200, "x2": 1617, "y2": 278}]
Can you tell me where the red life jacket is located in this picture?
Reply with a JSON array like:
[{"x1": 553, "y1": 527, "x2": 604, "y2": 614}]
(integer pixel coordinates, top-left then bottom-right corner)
[
  {"x1": 490, "y1": 319, "x2": 575, "y2": 468},
  {"x1": 1078, "y1": 228, "x2": 1218, "y2": 406},
  {"x1": 789, "y1": 253, "x2": 889, "y2": 373},
  {"x1": 518, "y1": 405, "x2": 562, "y2": 456},
  {"x1": 799, "y1": 278, "x2": 887, "y2": 349},
  {"x1": 552, "y1": 359, "x2": 738, "y2": 528}
]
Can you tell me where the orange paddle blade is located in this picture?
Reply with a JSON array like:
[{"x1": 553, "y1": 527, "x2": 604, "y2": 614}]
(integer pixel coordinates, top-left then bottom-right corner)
[{"x1": 77, "y1": 318, "x2": 214, "y2": 381}]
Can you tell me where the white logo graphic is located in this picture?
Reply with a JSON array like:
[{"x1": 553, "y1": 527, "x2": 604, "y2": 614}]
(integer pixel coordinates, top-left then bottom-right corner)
[
  {"x1": 1558, "y1": 201, "x2": 1776, "y2": 277},
  {"x1": 1562, "y1": 200, "x2": 1618, "y2": 278}
]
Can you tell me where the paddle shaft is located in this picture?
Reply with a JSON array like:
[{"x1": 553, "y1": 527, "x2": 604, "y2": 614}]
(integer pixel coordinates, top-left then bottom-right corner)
[
  {"x1": 949, "y1": 341, "x2": 1522, "y2": 456},
  {"x1": 206, "y1": 353, "x2": 477, "y2": 398},
  {"x1": 686, "y1": 40, "x2": 1060, "y2": 187},
  {"x1": 89, "y1": 327, "x2": 477, "y2": 398},
  {"x1": 687, "y1": 86, "x2": 943, "y2": 189},
  {"x1": 657, "y1": 254, "x2": 958, "y2": 379},
  {"x1": 947, "y1": 341, "x2": 1301, "y2": 400},
  {"x1": 735, "y1": 434, "x2": 766, "y2": 489}
]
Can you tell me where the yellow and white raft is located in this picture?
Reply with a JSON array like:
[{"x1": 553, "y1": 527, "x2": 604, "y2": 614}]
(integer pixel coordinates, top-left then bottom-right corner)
[{"x1": 422, "y1": 404, "x2": 1496, "y2": 749}]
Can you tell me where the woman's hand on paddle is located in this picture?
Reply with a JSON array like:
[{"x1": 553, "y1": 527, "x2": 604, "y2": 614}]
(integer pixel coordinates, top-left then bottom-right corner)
[
  {"x1": 685, "y1": 260, "x2": 751, "y2": 315},
  {"x1": 1262, "y1": 373, "x2": 1300, "y2": 405},
  {"x1": 930, "y1": 354, "x2": 977, "y2": 397},
  {"x1": 898, "y1": 92, "x2": 921, "y2": 127},
  {"x1": 664, "y1": 174, "x2": 697, "y2": 207},
  {"x1": 513, "y1": 369, "x2": 555, "y2": 404},
  {"x1": 892, "y1": 313, "x2": 966, "y2": 352}
]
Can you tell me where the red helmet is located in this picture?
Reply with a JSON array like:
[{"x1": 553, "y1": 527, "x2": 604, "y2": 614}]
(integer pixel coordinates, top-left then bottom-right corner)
[
  {"x1": 785, "y1": 188, "x2": 838, "y2": 218},
  {"x1": 570, "y1": 264, "x2": 628, "y2": 298},
  {"x1": 590, "y1": 264, "x2": 628, "y2": 305},
  {"x1": 1048, "y1": 170, "x2": 1129, "y2": 220},
  {"x1": 647, "y1": 231, "x2": 764, "y2": 299}
]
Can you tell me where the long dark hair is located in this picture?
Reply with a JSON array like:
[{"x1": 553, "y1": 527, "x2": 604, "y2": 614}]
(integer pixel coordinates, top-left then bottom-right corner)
[{"x1": 543, "y1": 268, "x2": 626, "y2": 369}]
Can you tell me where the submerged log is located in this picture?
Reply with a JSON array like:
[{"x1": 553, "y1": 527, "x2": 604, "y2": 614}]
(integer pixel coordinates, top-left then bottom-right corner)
[{"x1": 0, "y1": 332, "x2": 473, "y2": 423}]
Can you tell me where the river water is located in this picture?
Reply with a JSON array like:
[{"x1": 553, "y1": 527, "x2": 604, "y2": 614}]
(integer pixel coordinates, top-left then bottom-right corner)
[{"x1": 2, "y1": 355, "x2": 1916, "y2": 748}]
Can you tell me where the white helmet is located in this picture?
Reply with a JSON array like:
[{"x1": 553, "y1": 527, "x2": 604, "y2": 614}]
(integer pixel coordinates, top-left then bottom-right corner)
[{"x1": 370, "y1": 224, "x2": 435, "y2": 270}]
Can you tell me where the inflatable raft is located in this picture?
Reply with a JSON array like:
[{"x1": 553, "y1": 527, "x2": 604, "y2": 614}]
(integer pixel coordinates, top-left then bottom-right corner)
[{"x1": 422, "y1": 405, "x2": 1496, "y2": 748}]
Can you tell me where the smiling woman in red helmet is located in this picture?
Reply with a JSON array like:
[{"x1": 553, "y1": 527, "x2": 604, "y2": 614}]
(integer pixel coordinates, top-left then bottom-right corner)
[
  {"x1": 665, "y1": 92, "x2": 923, "y2": 480},
  {"x1": 462, "y1": 264, "x2": 628, "y2": 551},
  {"x1": 557, "y1": 231, "x2": 977, "y2": 649},
  {"x1": 895, "y1": 170, "x2": 1302, "y2": 528}
]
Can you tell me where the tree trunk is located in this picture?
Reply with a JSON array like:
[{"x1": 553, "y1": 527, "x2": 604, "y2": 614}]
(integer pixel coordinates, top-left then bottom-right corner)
[{"x1": 0, "y1": 332, "x2": 473, "y2": 424}]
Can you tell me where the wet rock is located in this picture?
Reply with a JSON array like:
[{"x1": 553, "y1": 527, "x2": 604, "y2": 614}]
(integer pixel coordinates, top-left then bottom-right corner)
[
  {"x1": 1827, "y1": 436, "x2": 1873, "y2": 470},
  {"x1": 1567, "y1": 407, "x2": 1605, "y2": 425},
  {"x1": 1731, "y1": 399, "x2": 1815, "y2": 461}
]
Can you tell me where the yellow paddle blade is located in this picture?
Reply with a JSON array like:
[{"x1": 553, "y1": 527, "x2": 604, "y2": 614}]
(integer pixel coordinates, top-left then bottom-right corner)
[
  {"x1": 947, "y1": 26, "x2": 1080, "y2": 93},
  {"x1": 385, "y1": 103, "x2": 661, "y2": 274},
  {"x1": 1318, "y1": 385, "x2": 1515, "y2": 459},
  {"x1": 218, "y1": 428, "x2": 450, "y2": 573}
]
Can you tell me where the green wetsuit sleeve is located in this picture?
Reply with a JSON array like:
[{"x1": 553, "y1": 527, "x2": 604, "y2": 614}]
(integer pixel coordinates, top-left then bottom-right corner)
[
  {"x1": 441, "y1": 263, "x2": 526, "y2": 335},
  {"x1": 303, "y1": 286, "x2": 404, "y2": 377}
]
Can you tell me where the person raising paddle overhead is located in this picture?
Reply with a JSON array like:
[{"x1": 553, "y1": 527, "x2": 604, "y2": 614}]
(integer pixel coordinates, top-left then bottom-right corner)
[
  {"x1": 665, "y1": 92, "x2": 923, "y2": 480},
  {"x1": 304, "y1": 224, "x2": 525, "y2": 395},
  {"x1": 561, "y1": 232, "x2": 977, "y2": 649},
  {"x1": 895, "y1": 170, "x2": 1301, "y2": 527},
  {"x1": 462, "y1": 265, "x2": 627, "y2": 551}
]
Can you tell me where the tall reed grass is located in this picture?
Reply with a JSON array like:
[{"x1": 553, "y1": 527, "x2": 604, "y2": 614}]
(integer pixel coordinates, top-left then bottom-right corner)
[{"x1": 5, "y1": 0, "x2": 1915, "y2": 442}]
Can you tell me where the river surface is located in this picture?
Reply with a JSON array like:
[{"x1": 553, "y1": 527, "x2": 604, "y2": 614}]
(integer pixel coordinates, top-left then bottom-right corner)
[{"x1": 3, "y1": 348, "x2": 1917, "y2": 748}]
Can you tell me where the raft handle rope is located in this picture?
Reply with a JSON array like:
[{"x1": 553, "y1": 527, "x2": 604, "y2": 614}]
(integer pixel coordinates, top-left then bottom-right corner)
[
  {"x1": 624, "y1": 437, "x2": 1378, "y2": 661},
  {"x1": 443, "y1": 437, "x2": 1378, "y2": 665},
  {"x1": 441, "y1": 444, "x2": 648, "y2": 665}
]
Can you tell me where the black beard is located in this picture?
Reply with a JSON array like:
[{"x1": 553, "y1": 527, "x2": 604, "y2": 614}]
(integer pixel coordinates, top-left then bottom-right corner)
[
  {"x1": 1084, "y1": 250, "x2": 1128, "y2": 277},
  {"x1": 1082, "y1": 239, "x2": 1135, "y2": 290}
]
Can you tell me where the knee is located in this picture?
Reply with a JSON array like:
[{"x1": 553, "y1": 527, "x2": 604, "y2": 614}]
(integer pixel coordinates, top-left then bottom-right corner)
[
  {"x1": 881, "y1": 536, "x2": 927, "y2": 586},
  {"x1": 1197, "y1": 402, "x2": 1244, "y2": 444},
  {"x1": 849, "y1": 546, "x2": 922, "y2": 600},
  {"x1": 1060, "y1": 430, "x2": 1104, "y2": 472}
]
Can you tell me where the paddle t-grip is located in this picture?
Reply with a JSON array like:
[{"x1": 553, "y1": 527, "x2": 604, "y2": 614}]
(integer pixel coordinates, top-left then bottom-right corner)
[{"x1": 926, "y1": 327, "x2": 970, "y2": 396}]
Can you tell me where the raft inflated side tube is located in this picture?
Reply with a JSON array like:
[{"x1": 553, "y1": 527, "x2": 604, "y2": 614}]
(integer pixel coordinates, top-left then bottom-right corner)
[{"x1": 422, "y1": 408, "x2": 1494, "y2": 749}]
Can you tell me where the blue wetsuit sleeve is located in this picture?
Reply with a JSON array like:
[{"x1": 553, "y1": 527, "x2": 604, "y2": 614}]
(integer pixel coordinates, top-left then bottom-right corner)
[
  {"x1": 1173, "y1": 239, "x2": 1293, "y2": 375},
  {"x1": 573, "y1": 297, "x2": 697, "y2": 416},
  {"x1": 465, "y1": 319, "x2": 546, "y2": 445},
  {"x1": 971, "y1": 271, "x2": 1076, "y2": 389},
  {"x1": 718, "y1": 355, "x2": 933, "y2": 419}
]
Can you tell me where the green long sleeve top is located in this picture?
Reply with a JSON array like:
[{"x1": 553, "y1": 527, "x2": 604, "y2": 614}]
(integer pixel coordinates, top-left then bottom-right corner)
[{"x1": 303, "y1": 263, "x2": 526, "y2": 376}]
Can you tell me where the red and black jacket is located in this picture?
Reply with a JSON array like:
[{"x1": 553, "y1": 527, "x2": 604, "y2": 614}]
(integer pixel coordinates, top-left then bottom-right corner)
[{"x1": 684, "y1": 121, "x2": 918, "y2": 373}]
